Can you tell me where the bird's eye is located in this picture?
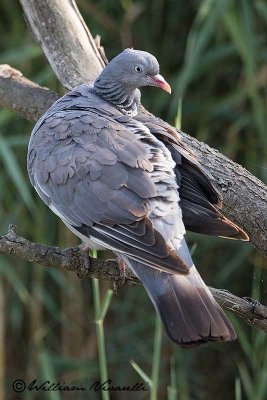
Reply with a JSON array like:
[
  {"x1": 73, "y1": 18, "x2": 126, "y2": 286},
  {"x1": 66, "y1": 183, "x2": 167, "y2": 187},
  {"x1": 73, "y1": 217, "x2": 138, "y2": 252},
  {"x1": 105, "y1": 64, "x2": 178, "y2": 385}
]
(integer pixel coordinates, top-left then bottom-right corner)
[{"x1": 134, "y1": 65, "x2": 143, "y2": 73}]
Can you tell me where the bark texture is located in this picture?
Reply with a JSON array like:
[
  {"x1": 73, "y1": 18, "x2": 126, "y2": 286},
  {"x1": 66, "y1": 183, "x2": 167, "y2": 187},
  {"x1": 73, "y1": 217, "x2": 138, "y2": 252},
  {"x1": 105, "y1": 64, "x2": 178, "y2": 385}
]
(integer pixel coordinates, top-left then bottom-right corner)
[
  {"x1": 0, "y1": 64, "x2": 58, "y2": 121},
  {"x1": 19, "y1": 0, "x2": 105, "y2": 89}
]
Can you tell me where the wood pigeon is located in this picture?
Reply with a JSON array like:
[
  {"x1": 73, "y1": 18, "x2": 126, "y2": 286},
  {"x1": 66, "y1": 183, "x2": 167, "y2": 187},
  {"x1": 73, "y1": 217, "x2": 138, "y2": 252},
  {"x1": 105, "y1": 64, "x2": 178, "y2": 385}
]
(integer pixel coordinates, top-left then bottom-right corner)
[{"x1": 27, "y1": 49, "x2": 249, "y2": 348}]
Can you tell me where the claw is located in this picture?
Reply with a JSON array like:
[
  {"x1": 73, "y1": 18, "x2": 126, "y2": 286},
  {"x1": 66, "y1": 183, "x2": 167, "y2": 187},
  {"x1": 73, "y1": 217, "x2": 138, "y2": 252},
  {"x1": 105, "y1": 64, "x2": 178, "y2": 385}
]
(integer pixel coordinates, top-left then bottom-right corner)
[
  {"x1": 79, "y1": 242, "x2": 91, "y2": 269},
  {"x1": 116, "y1": 256, "x2": 127, "y2": 285}
]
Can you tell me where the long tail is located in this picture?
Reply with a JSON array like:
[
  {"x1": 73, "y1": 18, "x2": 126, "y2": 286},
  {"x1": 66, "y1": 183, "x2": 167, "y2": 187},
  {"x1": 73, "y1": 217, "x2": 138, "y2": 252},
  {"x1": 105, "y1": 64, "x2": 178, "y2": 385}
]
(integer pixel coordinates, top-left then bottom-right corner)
[{"x1": 124, "y1": 241, "x2": 236, "y2": 348}]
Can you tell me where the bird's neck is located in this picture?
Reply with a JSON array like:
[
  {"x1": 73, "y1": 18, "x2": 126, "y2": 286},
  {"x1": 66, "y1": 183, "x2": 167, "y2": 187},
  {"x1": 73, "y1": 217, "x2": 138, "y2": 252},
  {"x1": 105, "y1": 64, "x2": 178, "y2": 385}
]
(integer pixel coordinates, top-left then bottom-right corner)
[{"x1": 93, "y1": 78, "x2": 140, "y2": 117}]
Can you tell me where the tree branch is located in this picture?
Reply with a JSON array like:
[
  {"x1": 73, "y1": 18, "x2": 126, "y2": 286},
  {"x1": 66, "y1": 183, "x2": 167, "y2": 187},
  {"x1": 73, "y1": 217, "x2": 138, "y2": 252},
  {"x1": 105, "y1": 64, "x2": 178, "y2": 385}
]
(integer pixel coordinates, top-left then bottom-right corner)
[
  {"x1": 1, "y1": 225, "x2": 267, "y2": 334},
  {"x1": 0, "y1": 64, "x2": 59, "y2": 121},
  {"x1": 19, "y1": 0, "x2": 105, "y2": 89}
]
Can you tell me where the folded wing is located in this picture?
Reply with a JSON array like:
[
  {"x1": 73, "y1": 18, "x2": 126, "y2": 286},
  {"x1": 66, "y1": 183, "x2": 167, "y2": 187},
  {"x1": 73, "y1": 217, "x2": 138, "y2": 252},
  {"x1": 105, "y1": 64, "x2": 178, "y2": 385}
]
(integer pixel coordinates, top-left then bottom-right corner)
[
  {"x1": 28, "y1": 106, "x2": 189, "y2": 275},
  {"x1": 136, "y1": 111, "x2": 249, "y2": 241}
]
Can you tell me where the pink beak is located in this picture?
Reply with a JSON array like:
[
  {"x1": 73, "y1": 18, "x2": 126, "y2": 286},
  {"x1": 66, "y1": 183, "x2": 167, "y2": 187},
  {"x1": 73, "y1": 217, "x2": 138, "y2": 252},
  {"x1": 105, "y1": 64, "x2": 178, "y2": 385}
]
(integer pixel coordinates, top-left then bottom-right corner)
[{"x1": 150, "y1": 74, "x2": 171, "y2": 94}]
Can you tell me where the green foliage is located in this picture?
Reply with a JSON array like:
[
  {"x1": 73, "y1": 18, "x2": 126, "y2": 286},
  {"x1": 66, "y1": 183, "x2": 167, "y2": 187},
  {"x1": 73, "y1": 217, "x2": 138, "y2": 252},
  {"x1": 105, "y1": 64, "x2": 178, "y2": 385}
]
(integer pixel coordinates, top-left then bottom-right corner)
[{"x1": 0, "y1": 0, "x2": 266, "y2": 399}]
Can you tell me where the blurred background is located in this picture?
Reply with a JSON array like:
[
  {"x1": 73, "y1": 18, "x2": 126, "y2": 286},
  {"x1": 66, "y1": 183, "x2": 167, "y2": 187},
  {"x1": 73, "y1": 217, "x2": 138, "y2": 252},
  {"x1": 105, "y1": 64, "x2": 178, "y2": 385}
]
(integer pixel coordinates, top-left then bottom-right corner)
[{"x1": 0, "y1": 0, "x2": 267, "y2": 399}]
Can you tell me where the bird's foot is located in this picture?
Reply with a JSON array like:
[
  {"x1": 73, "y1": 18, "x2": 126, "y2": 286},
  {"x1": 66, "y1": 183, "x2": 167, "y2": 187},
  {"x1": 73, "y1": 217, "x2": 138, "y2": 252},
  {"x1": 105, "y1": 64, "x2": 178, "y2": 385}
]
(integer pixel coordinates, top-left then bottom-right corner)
[
  {"x1": 117, "y1": 256, "x2": 127, "y2": 284},
  {"x1": 113, "y1": 257, "x2": 127, "y2": 292},
  {"x1": 79, "y1": 243, "x2": 91, "y2": 270}
]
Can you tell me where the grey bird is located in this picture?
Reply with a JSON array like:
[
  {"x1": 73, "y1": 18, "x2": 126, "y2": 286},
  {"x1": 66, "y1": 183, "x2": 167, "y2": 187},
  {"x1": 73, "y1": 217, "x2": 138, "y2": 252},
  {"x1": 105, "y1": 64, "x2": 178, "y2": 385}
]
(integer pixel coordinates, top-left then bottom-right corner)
[{"x1": 27, "y1": 49, "x2": 248, "y2": 348}]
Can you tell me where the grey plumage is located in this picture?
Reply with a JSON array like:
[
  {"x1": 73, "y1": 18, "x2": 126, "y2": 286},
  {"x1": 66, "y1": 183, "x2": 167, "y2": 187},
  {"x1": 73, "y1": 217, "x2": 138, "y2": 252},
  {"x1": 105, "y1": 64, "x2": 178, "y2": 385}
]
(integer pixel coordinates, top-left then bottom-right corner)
[{"x1": 28, "y1": 49, "x2": 247, "y2": 347}]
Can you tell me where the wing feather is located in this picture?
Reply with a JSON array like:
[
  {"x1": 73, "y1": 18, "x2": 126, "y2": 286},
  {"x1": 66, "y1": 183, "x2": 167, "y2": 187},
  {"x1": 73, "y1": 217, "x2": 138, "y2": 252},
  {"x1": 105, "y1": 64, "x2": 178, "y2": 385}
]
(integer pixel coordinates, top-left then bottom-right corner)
[
  {"x1": 136, "y1": 111, "x2": 249, "y2": 241},
  {"x1": 28, "y1": 105, "x2": 189, "y2": 275}
]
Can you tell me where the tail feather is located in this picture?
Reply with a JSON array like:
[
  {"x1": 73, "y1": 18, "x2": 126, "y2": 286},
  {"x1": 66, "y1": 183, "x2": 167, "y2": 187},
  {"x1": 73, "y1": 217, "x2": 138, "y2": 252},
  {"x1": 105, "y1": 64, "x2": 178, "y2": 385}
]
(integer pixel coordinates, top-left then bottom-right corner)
[{"x1": 126, "y1": 259, "x2": 236, "y2": 348}]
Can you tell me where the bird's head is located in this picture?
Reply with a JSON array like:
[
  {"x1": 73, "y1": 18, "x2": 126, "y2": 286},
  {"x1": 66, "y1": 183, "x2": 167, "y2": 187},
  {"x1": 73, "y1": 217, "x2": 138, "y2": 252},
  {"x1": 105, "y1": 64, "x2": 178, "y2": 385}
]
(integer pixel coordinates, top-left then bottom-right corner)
[{"x1": 95, "y1": 48, "x2": 171, "y2": 94}]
